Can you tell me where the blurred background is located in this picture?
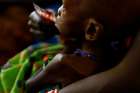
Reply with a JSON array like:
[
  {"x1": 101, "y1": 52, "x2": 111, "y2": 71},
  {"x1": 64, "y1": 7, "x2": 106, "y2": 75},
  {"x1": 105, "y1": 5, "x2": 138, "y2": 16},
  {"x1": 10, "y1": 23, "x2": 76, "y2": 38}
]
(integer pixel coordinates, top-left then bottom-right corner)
[{"x1": 0, "y1": 0, "x2": 34, "y2": 66}]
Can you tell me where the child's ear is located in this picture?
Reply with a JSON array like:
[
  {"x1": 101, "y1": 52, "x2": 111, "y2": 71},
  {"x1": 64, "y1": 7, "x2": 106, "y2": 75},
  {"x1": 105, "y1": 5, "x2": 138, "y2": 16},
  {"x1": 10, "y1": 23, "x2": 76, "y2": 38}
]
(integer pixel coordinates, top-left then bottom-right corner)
[{"x1": 85, "y1": 18, "x2": 103, "y2": 41}]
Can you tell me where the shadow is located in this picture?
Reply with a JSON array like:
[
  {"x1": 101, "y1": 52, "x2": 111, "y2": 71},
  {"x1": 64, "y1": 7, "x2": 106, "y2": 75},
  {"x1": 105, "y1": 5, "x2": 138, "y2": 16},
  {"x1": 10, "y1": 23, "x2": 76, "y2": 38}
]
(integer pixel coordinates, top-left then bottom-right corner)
[{"x1": 0, "y1": 1, "x2": 34, "y2": 66}]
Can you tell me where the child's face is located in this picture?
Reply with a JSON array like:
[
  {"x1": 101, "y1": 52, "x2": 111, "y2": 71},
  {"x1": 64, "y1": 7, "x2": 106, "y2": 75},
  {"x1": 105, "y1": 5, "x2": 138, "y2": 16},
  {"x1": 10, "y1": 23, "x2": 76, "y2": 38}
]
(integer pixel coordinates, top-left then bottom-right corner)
[
  {"x1": 55, "y1": 0, "x2": 88, "y2": 35},
  {"x1": 55, "y1": 0, "x2": 105, "y2": 46},
  {"x1": 55, "y1": 0, "x2": 139, "y2": 34},
  {"x1": 55, "y1": 0, "x2": 106, "y2": 32}
]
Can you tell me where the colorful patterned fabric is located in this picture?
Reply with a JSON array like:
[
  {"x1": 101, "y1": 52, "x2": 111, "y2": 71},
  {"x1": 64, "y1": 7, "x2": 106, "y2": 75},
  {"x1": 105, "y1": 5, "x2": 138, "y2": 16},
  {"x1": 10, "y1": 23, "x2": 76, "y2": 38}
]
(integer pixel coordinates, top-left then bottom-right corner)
[{"x1": 0, "y1": 43, "x2": 63, "y2": 93}]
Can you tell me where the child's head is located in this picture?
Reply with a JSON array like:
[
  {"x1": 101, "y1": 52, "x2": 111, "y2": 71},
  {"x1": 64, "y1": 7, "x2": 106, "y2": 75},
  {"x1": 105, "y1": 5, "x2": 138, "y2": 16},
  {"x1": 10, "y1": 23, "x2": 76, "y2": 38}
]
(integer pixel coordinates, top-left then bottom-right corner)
[
  {"x1": 55, "y1": 0, "x2": 140, "y2": 68},
  {"x1": 56, "y1": 0, "x2": 140, "y2": 35}
]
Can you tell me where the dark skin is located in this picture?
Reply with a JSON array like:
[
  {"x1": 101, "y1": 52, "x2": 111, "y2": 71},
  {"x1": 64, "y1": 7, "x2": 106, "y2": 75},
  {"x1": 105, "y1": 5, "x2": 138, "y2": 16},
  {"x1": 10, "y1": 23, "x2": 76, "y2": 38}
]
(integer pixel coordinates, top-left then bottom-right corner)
[
  {"x1": 27, "y1": 0, "x2": 140, "y2": 92},
  {"x1": 57, "y1": 0, "x2": 140, "y2": 93},
  {"x1": 26, "y1": 53, "x2": 99, "y2": 92},
  {"x1": 58, "y1": 32, "x2": 140, "y2": 93},
  {"x1": 26, "y1": 10, "x2": 101, "y2": 93}
]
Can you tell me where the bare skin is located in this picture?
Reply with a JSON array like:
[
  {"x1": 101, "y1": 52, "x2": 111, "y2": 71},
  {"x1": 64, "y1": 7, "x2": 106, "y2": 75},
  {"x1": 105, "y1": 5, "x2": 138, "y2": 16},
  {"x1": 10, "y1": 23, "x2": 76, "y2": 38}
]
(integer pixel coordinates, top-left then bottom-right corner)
[
  {"x1": 59, "y1": 32, "x2": 140, "y2": 93},
  {"x1": 55, "y1": 0, "x2": 140, "y2": 93},
  {"x1": 27, "y1": 0, "x2": 140, "y2": 93}
]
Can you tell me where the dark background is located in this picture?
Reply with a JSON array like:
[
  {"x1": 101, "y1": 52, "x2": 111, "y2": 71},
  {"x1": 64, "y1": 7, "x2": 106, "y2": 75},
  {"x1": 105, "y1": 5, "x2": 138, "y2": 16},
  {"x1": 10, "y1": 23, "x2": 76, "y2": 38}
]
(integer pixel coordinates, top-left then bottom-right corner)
[{"x1": 0, "y1": 0, "x2": 35, "y2": 66}]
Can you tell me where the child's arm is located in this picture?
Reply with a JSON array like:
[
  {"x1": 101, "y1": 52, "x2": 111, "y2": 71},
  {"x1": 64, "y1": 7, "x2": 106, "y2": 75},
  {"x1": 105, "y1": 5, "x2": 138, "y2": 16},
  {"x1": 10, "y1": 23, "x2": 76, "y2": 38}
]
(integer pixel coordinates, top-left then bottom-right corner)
[{"x1": 26, "y1": 53, "x2": 98, "y2": 92}]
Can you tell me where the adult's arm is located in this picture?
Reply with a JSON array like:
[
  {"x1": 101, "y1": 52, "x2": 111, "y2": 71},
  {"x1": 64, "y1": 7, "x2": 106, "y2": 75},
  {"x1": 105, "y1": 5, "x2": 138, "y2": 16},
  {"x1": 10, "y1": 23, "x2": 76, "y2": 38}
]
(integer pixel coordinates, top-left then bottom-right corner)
[{"x1": 59, "y1": 31, "x2": 140, "y2": 93}]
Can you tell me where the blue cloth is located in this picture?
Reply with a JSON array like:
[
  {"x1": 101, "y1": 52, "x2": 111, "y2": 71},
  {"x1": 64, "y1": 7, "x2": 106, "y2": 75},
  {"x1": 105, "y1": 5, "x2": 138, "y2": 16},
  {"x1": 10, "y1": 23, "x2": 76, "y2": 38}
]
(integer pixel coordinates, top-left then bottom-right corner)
[{"x1": 33, "y1": 36, "x2": 59, "y2": 45}]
